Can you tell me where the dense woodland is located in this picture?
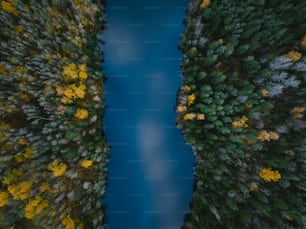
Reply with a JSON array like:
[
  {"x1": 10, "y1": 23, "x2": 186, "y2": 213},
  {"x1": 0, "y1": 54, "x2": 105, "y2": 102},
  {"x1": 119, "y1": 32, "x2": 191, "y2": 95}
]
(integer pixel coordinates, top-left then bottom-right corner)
[
  {"x1": 178, "y1": 0, "x2": 306, "y2": 228},
  {"x1": 0, "y1": 0, "x2": 107, "y2": 228},
  {"x1": 0, "y1": 0, "x2": 305, "y2": 228}
]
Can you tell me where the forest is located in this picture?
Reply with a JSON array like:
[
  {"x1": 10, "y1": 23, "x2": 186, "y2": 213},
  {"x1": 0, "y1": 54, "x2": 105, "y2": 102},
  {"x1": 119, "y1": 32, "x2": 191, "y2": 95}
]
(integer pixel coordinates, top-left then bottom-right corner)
[{"x1": 0, "y1": 0, "x2": 305, "y2": 228}]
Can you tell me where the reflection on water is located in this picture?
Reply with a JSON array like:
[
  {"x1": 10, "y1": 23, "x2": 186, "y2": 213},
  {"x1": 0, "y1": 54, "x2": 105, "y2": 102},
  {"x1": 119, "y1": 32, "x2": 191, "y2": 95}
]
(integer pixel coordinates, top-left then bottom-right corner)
[{"x1": 102, "y1": 0, "x2": 194, "y2": 228}]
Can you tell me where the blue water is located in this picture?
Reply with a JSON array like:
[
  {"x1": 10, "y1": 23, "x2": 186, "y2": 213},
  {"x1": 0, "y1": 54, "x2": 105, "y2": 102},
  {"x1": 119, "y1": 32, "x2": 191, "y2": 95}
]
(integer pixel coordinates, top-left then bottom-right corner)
[{"x1": 102, "y1": 1, "x2": 194, "y2": 228}]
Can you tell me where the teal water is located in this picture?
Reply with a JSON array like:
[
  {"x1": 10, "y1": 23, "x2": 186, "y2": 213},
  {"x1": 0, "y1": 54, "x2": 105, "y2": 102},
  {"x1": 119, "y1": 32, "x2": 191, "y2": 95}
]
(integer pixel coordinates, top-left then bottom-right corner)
[{"x1": 102, "y1": 1, "x2": 194, "y2": 228}]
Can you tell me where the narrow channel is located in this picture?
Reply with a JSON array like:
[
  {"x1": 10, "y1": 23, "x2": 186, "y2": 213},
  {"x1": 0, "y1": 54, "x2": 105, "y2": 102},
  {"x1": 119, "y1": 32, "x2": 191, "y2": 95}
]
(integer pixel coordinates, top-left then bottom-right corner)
[{"x1": 102, "y1": 0, "x2": 194, "y2": 228}]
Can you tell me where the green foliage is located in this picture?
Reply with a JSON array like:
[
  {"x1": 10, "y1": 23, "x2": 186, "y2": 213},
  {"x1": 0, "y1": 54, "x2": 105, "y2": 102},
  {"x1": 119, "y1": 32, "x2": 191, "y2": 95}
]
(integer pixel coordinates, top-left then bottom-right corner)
[
  {"x1": 0, "y1": 0, "x2": 108, "y2": 228},
  {"x1": 179, "y1": 0, "x2": 306, "y2": 228}
]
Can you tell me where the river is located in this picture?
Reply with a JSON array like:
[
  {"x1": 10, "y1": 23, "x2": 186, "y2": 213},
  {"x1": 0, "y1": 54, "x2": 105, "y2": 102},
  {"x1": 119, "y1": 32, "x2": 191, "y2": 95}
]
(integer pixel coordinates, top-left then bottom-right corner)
[{"x1": 102, "y1": 1, "x2": 194, "y2": 228}]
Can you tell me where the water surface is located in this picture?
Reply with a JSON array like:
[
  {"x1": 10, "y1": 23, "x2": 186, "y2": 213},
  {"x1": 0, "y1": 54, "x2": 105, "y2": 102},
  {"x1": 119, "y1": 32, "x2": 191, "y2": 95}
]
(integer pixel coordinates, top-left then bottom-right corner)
[{"x1": 102, "y1": 1, "x2": 194, "y2": 228}]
